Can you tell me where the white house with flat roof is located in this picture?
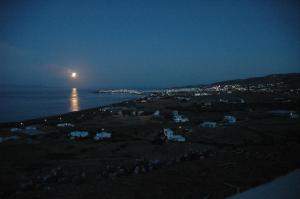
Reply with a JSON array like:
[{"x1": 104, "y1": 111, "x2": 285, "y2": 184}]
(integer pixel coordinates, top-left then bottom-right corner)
[
  {"x1": 200, "y1": 121, "x2": 217, "y2": 128},
  {"x1": 163, "y1": 128, "x2": 186, "y2": 142},
  {"x1": 94, "y1": 131, "x2": 112, "y2": 141}
]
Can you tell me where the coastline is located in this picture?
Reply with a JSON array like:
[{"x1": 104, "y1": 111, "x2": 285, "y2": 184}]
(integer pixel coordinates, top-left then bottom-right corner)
[{"x1": 0, "y1": 97, "x2": 143, "y2": 128}]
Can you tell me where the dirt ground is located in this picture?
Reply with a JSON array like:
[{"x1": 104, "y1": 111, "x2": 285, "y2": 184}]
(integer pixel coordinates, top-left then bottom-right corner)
[{"x1": 1, "y1": 91, "x2": 300, "y2": 199}]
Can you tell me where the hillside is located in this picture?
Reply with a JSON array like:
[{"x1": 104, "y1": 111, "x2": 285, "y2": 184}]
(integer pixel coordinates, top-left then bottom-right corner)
[{"x1": 210, "y1": 73, "x2": 300, "y2": 88}]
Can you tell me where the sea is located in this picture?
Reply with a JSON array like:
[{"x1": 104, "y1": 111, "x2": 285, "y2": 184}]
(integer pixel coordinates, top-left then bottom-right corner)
[{"x1": 0, "y1": 87, "x2": 141, "y2": 123}]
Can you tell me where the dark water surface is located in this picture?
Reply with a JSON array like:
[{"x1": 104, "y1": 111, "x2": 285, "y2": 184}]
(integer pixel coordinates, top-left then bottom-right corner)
[{"x1": 0, "y1": 87, "x2": 140, "y2": 123}]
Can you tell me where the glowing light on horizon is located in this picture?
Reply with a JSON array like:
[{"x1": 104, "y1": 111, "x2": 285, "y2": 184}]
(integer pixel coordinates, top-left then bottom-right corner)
[{"x1": 71, "y1": 72, "x2": 77, "y2": 79}]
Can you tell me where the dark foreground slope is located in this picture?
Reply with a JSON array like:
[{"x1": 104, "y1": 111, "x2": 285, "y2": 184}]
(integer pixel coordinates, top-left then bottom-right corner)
[{"x1": 0, "y1": 73, "x2": 300, "y2": 199}]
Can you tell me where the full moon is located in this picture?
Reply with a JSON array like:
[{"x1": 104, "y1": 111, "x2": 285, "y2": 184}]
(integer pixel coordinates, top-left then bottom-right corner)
[{"x1": 71, "y1": 72, "x2": 77, "y2": 79}]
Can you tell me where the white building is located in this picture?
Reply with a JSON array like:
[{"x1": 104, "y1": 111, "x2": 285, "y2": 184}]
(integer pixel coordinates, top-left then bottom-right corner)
[
  {"x1": 290, "y1": 112, "x2": 299, "y2": 119},
  {"x1": 163, "y1": 128, "x2": 186, "y2": 142},
  {"x1": 0, "y1": 136, "x2": 20, "y2": 143},
  {"x1": 224, "y1": 115, "x2": 237, "y2": 124},
  {"x1": 10, "y1": 128, "x2": 22, "y2": 132},
  {"x1": 173, "y1": 115, "x2": 189, "y2": 123},
  {"x1": 172, "y1": 111, "x2": 189, "y2": 123},
  {"x1": 200, "y1": 121, "x2": 217, "y2": 128},
  {"x1": 25, "y1": 126, "x2": 37, "y2": 130},
  {"x1": 203, "y1": 102, "x2": 212, "y2": 107},
  {"x1": 69, "y1": 131, "x2": 89, "y2": 139},
  {"x1": 57, "y1": 123, "x2": 75, "y2": 128},
  {"x1": 172, "y1": 110, "x2": 179, "y2": 116},
  {"x1": 153, "y1": 110, "x2": 160, "y2": 116},
  {"x1": 94, "y1": 131, "x2": 112, "y2": 141}
]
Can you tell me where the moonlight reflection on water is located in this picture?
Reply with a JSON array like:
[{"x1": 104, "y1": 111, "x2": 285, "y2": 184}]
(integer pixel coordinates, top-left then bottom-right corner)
[{"x1": 70, "y1": 88, "x2": 79, "y2": 112}]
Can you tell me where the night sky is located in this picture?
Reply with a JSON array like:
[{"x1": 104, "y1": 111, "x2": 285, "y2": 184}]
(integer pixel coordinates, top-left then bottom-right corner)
[{"x1": 0, "y1": 0, "x2": 299, "y2": 89}]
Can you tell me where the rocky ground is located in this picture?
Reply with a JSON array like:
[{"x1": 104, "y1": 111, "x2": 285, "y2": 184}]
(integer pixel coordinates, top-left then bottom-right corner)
[{"x1": 0, "y1": 90, "x2": 300, "y2": 199}]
